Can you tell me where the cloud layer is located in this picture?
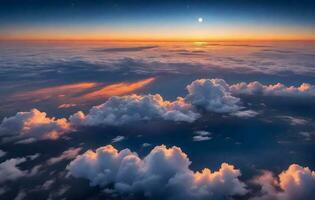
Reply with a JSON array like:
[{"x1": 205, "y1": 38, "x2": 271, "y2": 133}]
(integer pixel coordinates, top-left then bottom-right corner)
[
  {"x1": 67, "y1": 145, "x2": 247, "y2": 200},
  {"x1": 2, "y1": 78, "x2": 313, "y2": 139},
  {"x1": 70, "y1": 78, "x2": 244, "y2": 127},
  {"x1": 230, "y1": 81, "x2": 315, "y2": 97}
]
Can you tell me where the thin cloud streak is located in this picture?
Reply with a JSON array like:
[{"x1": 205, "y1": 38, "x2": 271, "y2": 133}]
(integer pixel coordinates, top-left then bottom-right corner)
[
  {"x1": 81, "y1": 77, "x2": 155, "y2": 100},
  {"x1": 13, "y1": 82, "x2": 97, "y2": 102},
  {"x1": 11, "y1": 78, "x2": 155, "y2": 106}
]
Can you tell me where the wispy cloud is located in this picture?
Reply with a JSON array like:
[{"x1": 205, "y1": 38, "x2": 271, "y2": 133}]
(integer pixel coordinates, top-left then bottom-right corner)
[
  {"x1": 81, "y1": 77, "x2": 155, "y2": 100},
  {"x1": 92, "y1": 45, "x2": 158, "y2": 52},
  {"x1": 14, "y1": 82, "x2": 97, "y2": 102},
  {"x1": 47, "y1": 147, "x2": 82, "y2": 165},
  {"x1": 193, "y1": 130, "x2": 212, "y2": 141},
  {"x1": 11, "y1": 77, "x2": 155, "y2": 106},
  {"x1": 111, "y1": 136, "x2": 125, "y2": 143}
]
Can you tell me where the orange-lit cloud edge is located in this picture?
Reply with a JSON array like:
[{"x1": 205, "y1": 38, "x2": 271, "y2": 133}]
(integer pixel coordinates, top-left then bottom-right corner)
[{"x1": 12, "y1": 77, "x2": 156, "y2": 106}]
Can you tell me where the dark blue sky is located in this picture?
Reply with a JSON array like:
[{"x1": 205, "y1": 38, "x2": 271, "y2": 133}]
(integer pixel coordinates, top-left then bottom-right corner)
[{"x1": 1, "y1": 0, "x2": 314, "y2": 40}]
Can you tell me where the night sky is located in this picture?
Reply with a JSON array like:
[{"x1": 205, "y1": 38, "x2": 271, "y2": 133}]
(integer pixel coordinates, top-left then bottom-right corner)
[{"x1": 1, "y1": 0, "x2": 315, "y2": 40}]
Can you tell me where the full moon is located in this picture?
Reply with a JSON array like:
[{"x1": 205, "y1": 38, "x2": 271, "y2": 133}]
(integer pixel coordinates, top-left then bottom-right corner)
[{"x1": 198, "y1": 17, "x2": 203, "y2": 23}]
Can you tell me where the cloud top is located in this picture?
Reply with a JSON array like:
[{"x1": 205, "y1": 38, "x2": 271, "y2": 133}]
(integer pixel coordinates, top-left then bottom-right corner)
[
  {"x1": 67, "y1": 144, "x2": 247, "y2": 200},
  {"x1": 0, "y1": 109, "x2": 71, "y2": 142},
  {"x1": 70, "y1": 94, "x2": 200, "y2": 126},
  {"x1": 251, "y1": 164, "x2": 315, "y2": 200},
  {"x1": 185, "y1": 79, "x2": 241, "y2": 113},
  {"x1": 230, "y1": 81, "x2": 315, "y2": 97}
]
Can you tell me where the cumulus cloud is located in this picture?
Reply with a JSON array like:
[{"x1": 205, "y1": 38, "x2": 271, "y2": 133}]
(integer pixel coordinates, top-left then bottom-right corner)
[
  {"x1": 230, "y1": 110, "x2": 259, "y2": 118},
  {"x1": 193, "y1": 131, "x2": 212, "y2": 142},
  {"x1": 70, "y1": 94, "x2": 200, "y2": 126},
  {"x1": 185, "y1": 79, "x2": 241, "y2": 113},
  {"x1": 70, "y1": 78, "x2": 254, "y2": 127},
  {"x1": 67, "y1": 145, "x2": 247, "y2": 200},
  {"x1": 47, "y1": 147, "x2": 82, "y2": 165},
  {"x1": 230, "y1": 81, "x2": 315, "y2": 97},
  {"x1": 278, "y1": 115, "x2": 308, "y2": 126},
  {"x1": 251, "y1": 164, "x2": 315, "y2": 200},
  {"x1": 0, "y1": 158, "x2": 27, "y2": 183},
  {"x1": 0, "y1": 150, "x2": 6, "y2": 158},
  {"x1": 0, "y1": 154, "x2": 43, "y2": 184},
  {"x1": 111, "y1": 136, "x2": 125, "y2": 143},
  {"x1": 0, "y1": 109, "x2": 71, "y2": 142}
]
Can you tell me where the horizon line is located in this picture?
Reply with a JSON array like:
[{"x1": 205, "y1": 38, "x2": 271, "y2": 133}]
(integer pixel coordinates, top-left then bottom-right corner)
[{"x1": 1, "y1": 39, "x2": 315, "y2": 43}]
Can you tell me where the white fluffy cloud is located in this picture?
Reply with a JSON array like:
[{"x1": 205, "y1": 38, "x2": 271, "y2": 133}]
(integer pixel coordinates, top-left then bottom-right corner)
[
  {"x1": 67, "y1": 145, "x2": 247, "y2": 200},
  {"x1": 0, "y1": 109, "x2": 71, "y2": 142},
  {"x1": 185, "y1": 79, "x2": 241, "y2": 113},
  {"x1": 230, "y1": 81, "x2": 315, "y2": 97},
  {"x1": 70, "y1": 94, "x2": 200, "y2": 126},
  {"x1": 251, "y1": 164, "x2": 315, "y2": 200}
]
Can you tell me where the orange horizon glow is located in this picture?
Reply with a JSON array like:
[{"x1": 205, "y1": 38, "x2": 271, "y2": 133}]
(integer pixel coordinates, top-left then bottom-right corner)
[{"x1": 1, "y1": 25, "x2": 315, "y2": 42}]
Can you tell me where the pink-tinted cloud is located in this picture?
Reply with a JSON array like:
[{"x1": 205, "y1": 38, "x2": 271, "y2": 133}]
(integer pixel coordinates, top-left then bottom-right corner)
[
  {"x1": 81, "y1": 77, "x2": 155, "y2": 100},
  {"x1": 251, "y1": 164, "x2": 315, "y2": 200},
  {"x1": 14, "y1": 82, "x2": 97, "y2": 102},
  {"x1": 47, "y1": 147, "x2": 82, "y2": 165},
  {"x1": 0, "y1": 109, "x2": 71, "y2": 142},
  {"x1": 58, "y1": 104, "x2": 77, "y2": 109}
]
